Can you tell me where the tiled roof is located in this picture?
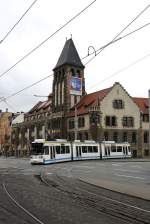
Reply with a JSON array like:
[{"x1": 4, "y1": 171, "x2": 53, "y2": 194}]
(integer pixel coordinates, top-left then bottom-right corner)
[
  {"x1": 53, "y1": 39, "x2": 84, "y2": 71},
  {"x1": 69, "y1": 87, "x2": 112, "y2": 117},
  {"x1": 28, "y1": 101, "x2": 42, "y2": 114},
  {"x1": 28, "y1": 99, "x2": 52, "y2": 114},
  {"x1": 133, "y1": 97, "x2": 149, "y2": 113}
]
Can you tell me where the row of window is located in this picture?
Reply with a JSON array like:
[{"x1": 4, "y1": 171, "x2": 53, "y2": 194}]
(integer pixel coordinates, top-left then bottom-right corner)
[
  {"x1": 47, "y1": 145, "x2": 98, "y2": 155},
  {"x1": 69, "y1": 117, "x2": 85, "y2": 129},
  {"x1": 104, "y1": 131, "x2": 136, "y2": 143},
  {"x1": 55, "y1": 145, "x2": 70, "y2": 154},
  {"x1": 77, "y1": 146, "x2": 98, "y2": 153},
  {"x1": 69, "y1": 116, "x2": 135, "y2": 129},
  {"x1": 104, "y1": 131, "x2": 149, "y2": 144},
  {"x1": 105, "y1": 116, "x2": 134, "y2": 127},
  {"x1": 105, "y1": 146, "x2": 130, "y2": 153}
]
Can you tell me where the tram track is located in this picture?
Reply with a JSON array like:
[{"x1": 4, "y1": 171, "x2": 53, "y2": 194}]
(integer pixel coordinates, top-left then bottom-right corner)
[
  {"x1": 40, "y1": 172, "x2": 150, "y2": 224},
  {"x1": 2, "y1": 181, "x2": 46, "y2": 224}
]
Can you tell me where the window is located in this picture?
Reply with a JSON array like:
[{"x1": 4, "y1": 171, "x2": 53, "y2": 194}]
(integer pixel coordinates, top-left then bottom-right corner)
[
  {"x1": 113, "y1": 132, "x2": 118, "y2": 142},
  {"x1": 104, "y1": 132, "x2": 109, "y2": 141},
  {"x1": 88, "y1": 146, "x2": 93, "y2": 153},
  {"x1": 44, "y1": 146, "x2": 49, "y2": 155},
  {"x1": 56, "y1": 146, "x2": 60, "y2": 154},
  {"x1": 69, "y1": 119, "x2": 75, "y2": 129},
  {"x1": 82, "y1": 146, "x2": 87, "y2": 153},
  {"x1": 78, "y1": 133, "x2": 82, "y2": 140},
  {"x1": 66, "y1": 146, "x2": 70, "y2": 154},
  {"x1": 123, "y1": 132, "x2": 128, "y2": 142},
  {"x1": 122, "y1": 117, "x2": 134, "y2": 127},
  {"x1": 93, "y1": 146, "x2": 98, "y2": 152},
  {"x1": 117, "y1": 146, "x2": 122, "y2": 152},
  {"x1": 113, "y1": 99, "x2": 124, "y2": 109},
  {"x1": 143, "y1": 114, "x2": 149, "y2": 122},
  {"x1": 132, "y1": 132, "x2": 136, "y2": 143},
  {"x1": 85, "y1": 132, "x2": 88, "y2": 140},
  {"x1": 111, "y1": 146, "x2": 116, "y2": 152},
  {"x1": 61, "y1": 146, "x2": 65, "y2": 154},
  {"x1": 105, "y1": 116, "x2": 117, "y2": 126},
  {"x1": 144, "y1": 132, "x2": 148, "y2": 143},
  {"x1": 78, "y1": 117, "x2": 85, "y2": 127},
  {"x1": 144, "y1": 149, "x2": 149, "y2": 156}
]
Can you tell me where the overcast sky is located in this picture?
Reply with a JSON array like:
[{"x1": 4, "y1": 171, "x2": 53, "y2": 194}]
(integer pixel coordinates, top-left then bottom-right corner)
[{"x1": 0, "y1": 0, "x2": 150, "y2": 113}]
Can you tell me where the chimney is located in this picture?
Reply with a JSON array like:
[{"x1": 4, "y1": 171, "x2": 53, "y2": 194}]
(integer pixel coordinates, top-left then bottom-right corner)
[{"x1": 6, "y1": 108, "x2": 8, "y2": 112}]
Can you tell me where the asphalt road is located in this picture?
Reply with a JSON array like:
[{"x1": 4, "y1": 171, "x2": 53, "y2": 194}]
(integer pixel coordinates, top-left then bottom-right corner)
[{"x1": 0, "y1": 157, "x2": 150, "y2": 224}]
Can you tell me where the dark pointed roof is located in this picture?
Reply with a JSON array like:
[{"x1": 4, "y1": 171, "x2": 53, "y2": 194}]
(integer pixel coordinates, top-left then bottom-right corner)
[{"x1": 53, "y1": 39, "x2": 84, "y2": 71}]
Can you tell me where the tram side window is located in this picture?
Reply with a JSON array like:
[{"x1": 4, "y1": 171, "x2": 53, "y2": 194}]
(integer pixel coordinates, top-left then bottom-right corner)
[
  {"x1": 88, "y1": 146, "x2": 93, "y2": 153},
  {"x1": 117, "y1": 146, "x2": 122, "y2": 152},
  {"x1": 93, "y1": 146, "x2": 98, "y2": 152},
  {"x1": 82, "y1": 146, "x2": 87, "y2": 153},
  {"x1": 61, "y1": 146, "x2": 65, "y2": 154},
  {"x1": 56, "y1": 146, "x2": 61, "y2": 154},
  {"x1": 66, "y1": 146, "x2": 70, "y2": 154},
  {"x1": 111, "y1": 146, "x2": 116, "y2": 152}
]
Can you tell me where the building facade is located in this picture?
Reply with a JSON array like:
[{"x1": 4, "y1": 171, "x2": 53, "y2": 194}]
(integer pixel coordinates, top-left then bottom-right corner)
[
  {"x1": 11, "y1": 39, "x2": 150, "y2": 157},
  {"x1": 0, "y1": 109, "x2": 15, "y2": 156}
]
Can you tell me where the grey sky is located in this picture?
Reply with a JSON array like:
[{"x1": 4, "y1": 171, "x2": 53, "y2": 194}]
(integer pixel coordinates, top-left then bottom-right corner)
[{"x1": 0, "y1": 0, "x2": 150, "y2": 112}]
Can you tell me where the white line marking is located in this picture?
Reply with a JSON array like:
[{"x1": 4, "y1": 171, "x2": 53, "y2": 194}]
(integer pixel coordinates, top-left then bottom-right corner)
[
  {"x1": 130, "y1": 165, "x2": 142, "y2": 168},
  {"x1": 114, "y1": 174, "x2": 145, "y2": 180},
  {"x1": 72, "y1": 165, "x2": 94, "y2": 169},
  {"x1": 47, "y1": 172, "x2": 53, "y2": 175},
  {"x1": 112, "y1": 163, "x2": 123, "y2": 166},
  {"x1": 114, "y1": 169, "x2": 140, "y2": 173}
]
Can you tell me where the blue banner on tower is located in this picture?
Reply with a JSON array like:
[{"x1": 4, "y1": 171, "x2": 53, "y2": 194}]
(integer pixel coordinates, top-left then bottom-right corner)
[{"x1": 69, "y1": 77, "x2": 82, "y2": 95}]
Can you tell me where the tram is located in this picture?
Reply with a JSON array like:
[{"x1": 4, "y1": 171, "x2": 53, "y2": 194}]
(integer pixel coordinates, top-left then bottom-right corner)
[{"x1": 30, "y1": 139, "x2": 131, "y2": 165}]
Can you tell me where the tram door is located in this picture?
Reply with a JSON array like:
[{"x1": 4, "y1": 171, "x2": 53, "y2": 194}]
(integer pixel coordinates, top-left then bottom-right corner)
[
  {"x1": 104, "y1": 146, "x2": 111, "y2": 157},
  {"x1": 123, "y1": 146, "x2": 128, "y2": 156},
  {"x1": 50, "y1": 146, "x2": 55, "y2": 159},
  {"x1": 76, "y1": 146, "x2": 82, "y2": 158}
]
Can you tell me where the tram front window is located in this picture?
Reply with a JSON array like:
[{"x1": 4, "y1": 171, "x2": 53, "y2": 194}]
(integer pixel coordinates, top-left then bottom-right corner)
[{"x1": 31, "y1": 143, "x2": 44, "y2": 155}]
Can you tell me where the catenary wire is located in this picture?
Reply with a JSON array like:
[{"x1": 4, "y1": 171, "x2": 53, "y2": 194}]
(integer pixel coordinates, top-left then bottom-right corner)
[
  {"x1": 0, "y1": 74, "x2": 53, "y2": 103},
  {"x1": 82, "y1": 22, "x2": 150, "y2": 60},
  {"x1": 0, "y1": 0, "x2": 38, "y2": 44},
  {"x1": 87, "y1": 52, "x2": 150, "y2": 91},
  {"x1": 0, "y1": 21, "x2": 149, "y2": 104},
  {"x1": 84, "y1": 4, "x2": 150, "y2": 65},
  {"x1": 0, "y1": 0, "x2": 96, "y2": 79}
]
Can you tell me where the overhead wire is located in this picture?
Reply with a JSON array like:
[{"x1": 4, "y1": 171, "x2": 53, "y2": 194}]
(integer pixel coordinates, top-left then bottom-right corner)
[
  {"x1": 82, "y1": 22, "x2": 150, "y2": 60},
  {"x1": 0, "y1": 0, "x2": 38, "y2": 44},
  {"x1": 0, "y1": 73, "x2": 53, "y2": 103},
  {"x1": 0, "y1": 21, "x2": 149, "y2": 105},
  {"x1": 0, "y1": 0, "x2": 96, "y2": 79},
  {"x1": 0, "y1": 97, "x2": 16, "y2": 112},
  {"x1": 87, "y1": 52, "x2": 150, "y2": 91},
  {"x1": 84, "y1": 4, "x2": 150, "y2": 65},
  {"x1": 0, "y1": 3, "x2": 149, "y2": 106},
  {"x1": 0, "y1": 20, "x2": 149, "y2": 104}
]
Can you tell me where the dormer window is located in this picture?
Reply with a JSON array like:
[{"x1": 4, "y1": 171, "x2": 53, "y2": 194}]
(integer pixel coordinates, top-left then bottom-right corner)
[{"x1": 113, "y1": 99, "x2": 124, "y2": 109}]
